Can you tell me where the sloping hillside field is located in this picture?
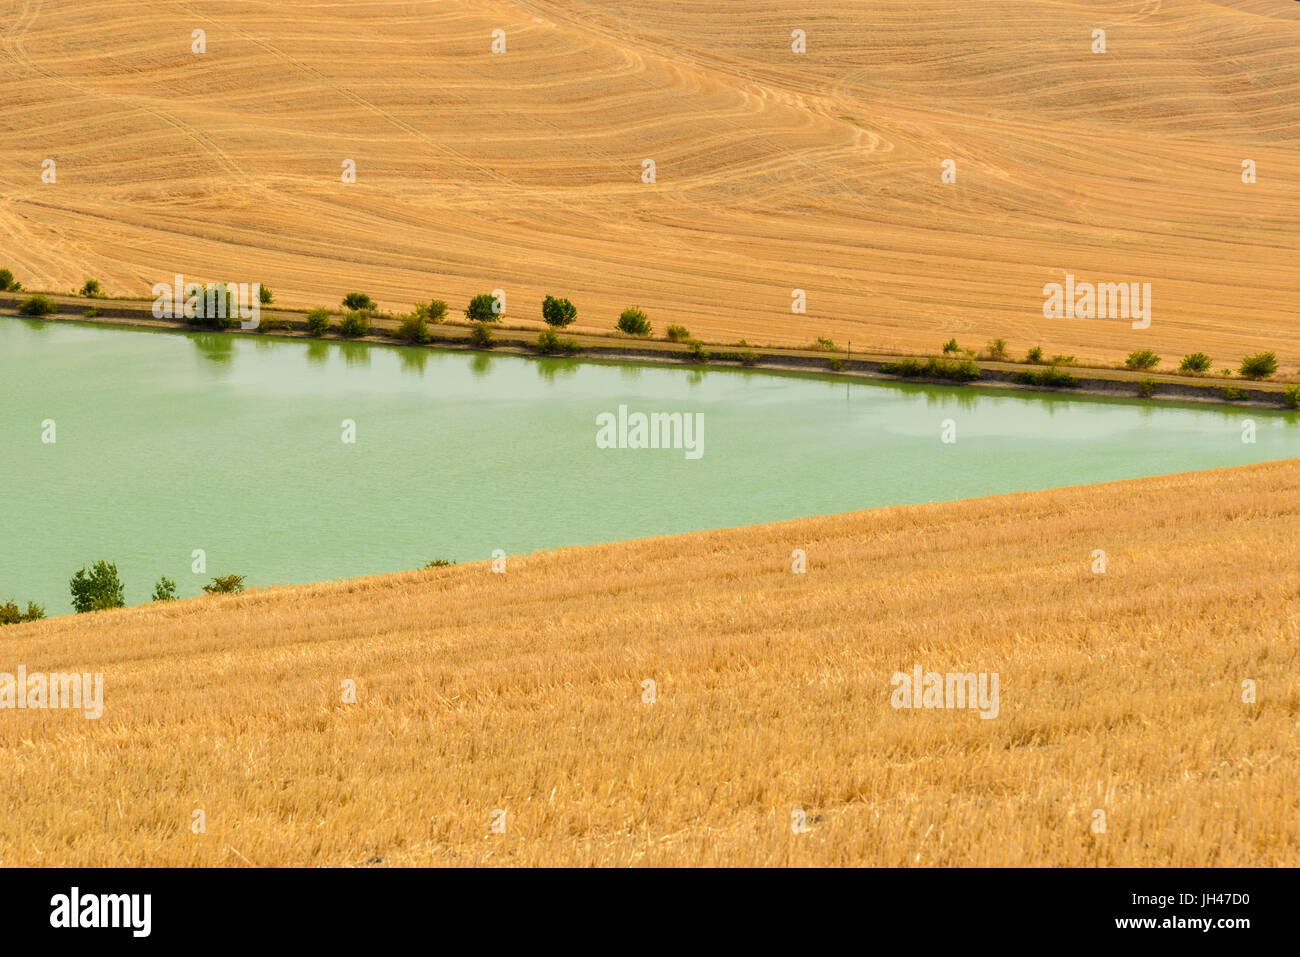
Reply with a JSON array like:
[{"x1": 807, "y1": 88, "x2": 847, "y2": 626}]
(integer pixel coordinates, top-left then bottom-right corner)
[
  {"x1": 1, "y1": 461, "x2": 1297, "y2": 866},
  {"x1": 2, "y1": 0, "x2": 1299, "y2": 366}
]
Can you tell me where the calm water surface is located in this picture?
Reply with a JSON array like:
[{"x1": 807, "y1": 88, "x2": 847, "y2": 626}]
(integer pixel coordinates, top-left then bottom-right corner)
[{"x1": 2, "y1": 317, "x2": 1296, "y2": 612}]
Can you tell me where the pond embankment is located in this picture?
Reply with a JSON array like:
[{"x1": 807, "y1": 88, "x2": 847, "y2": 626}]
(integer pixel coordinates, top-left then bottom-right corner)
[{"x1": 2, "y1": 291, "x2": 1294, "y2": 409}]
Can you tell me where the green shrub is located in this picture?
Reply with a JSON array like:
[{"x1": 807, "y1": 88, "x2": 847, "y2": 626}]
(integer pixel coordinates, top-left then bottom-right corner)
[
  {"x1": 542, "y1": 295, "x2": 577, "y2": 327},
  {"x1": 880, "y1": 358, "x2": 925, "y2": 377},
  {"x1": 942, "y1": 338, "x2": 960, "y2": 355},
  {"x1": 535, "y1": 327, "x2": 578, "y2": 354},
  {"x1": 0, "y1": 599, "x2": 45, "y2": 626},
  {"x1": 1179, "y1": 352, "x2": 1212, "y2": 374},
  {"x1": 84, "y1": 308, "x2": 102, "y2": 319},
  {"x1": 342, "y1": 292, "x2": 374, "y2": 311},
  {"x1": 1125, "y1": 349, "x2": 1161, "y2": 371},
  {"x1": 1222, "y1": 386, "x2": 1247, "y2": 401},
  {"x1": 203, "y1": 574, "x2": 246, "y2": 594},
  {"x1": 828, "y1": 358, "x2": 845, "y2": 372},
  {"x1": 183, "y1": 283, "x2": 237, "y2": 328},
  {"x1": 256, "y1": 315, "x2": 291, "y2": 332},
  {"x1": 666, "y1": 324, "x2": 691, "y2": 343},
  {"x1": 423, "y1": 559, "x2": 456, "y2": 568},
  {"x1": 305, "y1": 308, "x2": 331, "y2": 336},
  {"x1": 1239, "y1": 352, "x2": 1278, "y2": 379},
  {"x1": 465, "y1": 293, "x2": 499, "y2": 323},
  {"x1": 986, "y1": 338, "x2": 1008, "y2": 361},
  {"x1": 685, "y1": 339, "x2": 709, "y2": 363},
  {"x1": 1012, "y1": 366, "x2": 1078, "y2": 388},
  {"x1": 616, "y1": 307, "x2": 651, "y2": 336},
  {"x1": 0, "y1": 268, "x2": 14, "y2": 290},
  {"x1": 415, "y1": 300, "x2": 448, "y2": 323},
  {"x1": 69, "y1": 560, "x2": 125, "y2": 613},
  {"x1": 881, "y1": 357, "x2": 979, "y2": 381},
  {"x1": 338, "y1": 310, "x2": 371, "y2": 338},
  {"x1": 1138, "y1": 378, "x2": 1157, "y2": 399},
  {"x1": 1284, "y1": 385, "x2": 1300, "y2": 410},
  {"x1": 259, "y1": 286, "x2": 274, "y2": 305},
  {"x1": 18, "y1": 295, "x2": 56, "y2": 317},
  {"x1": 716, "y1": 350, "x2": 761, "y2": 366},
  {"x1": 1026, "y1": 346, "x2": 1044, "y2": 364},
  {"x1": 1051, "y1": 355, "x2": 1076, "y2": 366},
  {"x1": 811, "y1": 337, "x2": 837, "y2": 352},
  {"x1": 79, "y1": 279, "x2": 102, "y2": 298},
  {"x1": 926, "y1": 357, "x2": 981, "y2": 381},
  {"x1": 152, "y1": 576, "x2": 178, "y2": 602},
  {"x1": 394, "y1": 312, "x2": 431, "y2": 344},
  {"x1": 469, "y1": 321, "x2": 495, "y2": 348},
  {"x1": 535, "y1": 327, "x2": 560, "y2": 353}
]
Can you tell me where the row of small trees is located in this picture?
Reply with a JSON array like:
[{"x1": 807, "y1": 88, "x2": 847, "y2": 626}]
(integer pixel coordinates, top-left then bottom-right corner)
[
  {"x1": 0, "y1": 562, "x2": 247, "y2": 626},
  {"x1": 975, "y1": 337, "x2": 1283, "y2": 380}
]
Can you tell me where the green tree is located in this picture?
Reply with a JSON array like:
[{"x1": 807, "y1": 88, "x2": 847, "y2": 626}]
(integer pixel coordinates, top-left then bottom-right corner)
[
  {"x1": 79, "y1": 279, "x2": 102, "y2": 298},
  {"x1": 0, "y1": 268, "x2": 14, "y2": 290},
  {"x1": 259, "y1": 286, "x2": 274, "y2": 304},
  {"x1": 666, "y1": 324, "x2": 690, "y2": 343},
  {"x1": 414, "y1": 300, "x2": 448, "y2": 323},
  {"x1": 69, "y1": 560, "x2": 125, "y2": 613},
  {"x1": 542, "y1": 295, "x2": 577, "y2": 327},
  {"x1": 203, "y1": 574, "x2": 246, "y2": 594},
  {"x1": 465, "y1": 293, "x2": 499, "y2": 323},
  {"x1": 342, "y1": 292, "x2": 375, "y2": 311},
  {"x1": 152, "y1": 576, "x2": 178, "y2": 602},
  {"x1": 1179, "y1": 353, "x2": 1212, "y2": 374},
  {"x1": 0, "y1": 599, "x2": 45, "y2": 625}
]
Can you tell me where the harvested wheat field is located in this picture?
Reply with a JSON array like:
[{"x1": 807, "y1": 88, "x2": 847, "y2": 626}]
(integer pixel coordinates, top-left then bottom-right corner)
[
  {"x1": 2, "y1": 0, "x2": 1299, "y2": 366},
  {"x1": 1, "y1": 459, "x2": 1297, "y2": 867}
]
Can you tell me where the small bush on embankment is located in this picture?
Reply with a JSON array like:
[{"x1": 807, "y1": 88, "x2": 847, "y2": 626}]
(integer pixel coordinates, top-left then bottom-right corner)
[
  {"x1": 880, "y1": 357, "x2": 980, "y2": 382},
  {"x1": 305, "y1": 309, "x2": 332, "y2": 336},
  {"x1": 338, "y1": 310, "x2": 371, "y2": 338},
  {"x1": 1285, "y1": 385, "x2": 1300, "y2": 410},
  {"x1": 1011, "y1": 366, "x2": 1078, "y2": 389},
  {"x1": 393, "y1": 312, "x2": 431, "y2": 344},
  {"x1": 469, "y1": 322, "x2": 495, "y2": 348},
  {"x1": 535, "y1": 327, "x2": 579, "y2": 355},
  {"x1": 18, "y1": 295, "x2": 56, "y2": 317}
]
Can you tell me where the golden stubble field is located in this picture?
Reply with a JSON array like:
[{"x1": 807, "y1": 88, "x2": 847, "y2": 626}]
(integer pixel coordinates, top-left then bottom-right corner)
[
  {"x1": 1, "y1": 460, "x2": 1297, "y2": 866},
  {"x1": 2, "y1": 0, "x2": 1299, "y2": 366}
]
